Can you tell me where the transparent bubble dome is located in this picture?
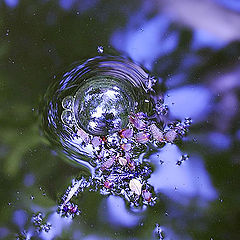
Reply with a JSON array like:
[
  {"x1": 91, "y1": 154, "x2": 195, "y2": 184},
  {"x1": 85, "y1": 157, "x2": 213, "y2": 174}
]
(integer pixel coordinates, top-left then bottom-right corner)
[
  {"x1": 41, "y1": 56, "x2": 154, "y2": 170},
  {"x1": 74, "y1": 77, "x2": 136, "y2": 135}
]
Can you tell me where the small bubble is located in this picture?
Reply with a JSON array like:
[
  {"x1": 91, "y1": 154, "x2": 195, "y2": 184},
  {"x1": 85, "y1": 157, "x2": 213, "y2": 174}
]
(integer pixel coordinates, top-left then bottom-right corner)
[
  {"x1": 62, "y1": 96, "x2": 73, "y2": 110},
  {"x1": 61, "y1": 110, "x2": 74, "y2": 125}
]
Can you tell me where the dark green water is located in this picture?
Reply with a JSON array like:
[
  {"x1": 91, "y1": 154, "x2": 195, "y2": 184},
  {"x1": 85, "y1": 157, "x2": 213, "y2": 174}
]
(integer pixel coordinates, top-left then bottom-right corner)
[{"x1": 1, "y1": 0, "x2": 240, "y2": 239}]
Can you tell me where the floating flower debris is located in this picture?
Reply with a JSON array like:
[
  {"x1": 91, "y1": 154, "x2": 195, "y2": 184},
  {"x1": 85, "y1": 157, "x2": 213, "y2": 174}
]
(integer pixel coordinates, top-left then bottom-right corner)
[
  {"x1": 58, "y1": 110, "x2": 191, "y2": 218},
  {"x1": 176, "y1": 154, "x2": 189, "y2": 166},
  {"x1": 41, "y1": 56, "x2": 192, "y2": 220},
  {"x1": 32, "y1": 212, "x2": 51, "y2": 233},
  {"x1": 153, "y1": 224, "x2": 165, "y2": 239},
  {"x1": 16, "y1": 230, "x2": 29, "y2": 240}
]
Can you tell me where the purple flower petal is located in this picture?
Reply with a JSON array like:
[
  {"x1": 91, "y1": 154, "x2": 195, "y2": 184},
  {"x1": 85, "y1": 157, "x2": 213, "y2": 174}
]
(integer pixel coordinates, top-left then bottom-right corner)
[{"x1": 135, "y1": 132, "x2": 150, "y2": 144}]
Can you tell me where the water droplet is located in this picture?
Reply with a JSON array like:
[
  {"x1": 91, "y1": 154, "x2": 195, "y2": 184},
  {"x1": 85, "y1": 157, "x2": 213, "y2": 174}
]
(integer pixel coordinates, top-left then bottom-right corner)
[
  {"x1": 97, "y1": 46, "x2": 103, "y2": 54},
  {"x1": 8, "y1": 58, "x2": 15, "y2": 64},
  {"x1": 193, "y1": 137, "x2": 197, "y2": 143}
]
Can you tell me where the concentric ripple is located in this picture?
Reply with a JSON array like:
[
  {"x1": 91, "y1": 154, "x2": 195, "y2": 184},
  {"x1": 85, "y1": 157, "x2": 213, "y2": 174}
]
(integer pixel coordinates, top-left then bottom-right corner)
[{"x1": 40, "y1": 56, "x2": 157, "y2": 172}]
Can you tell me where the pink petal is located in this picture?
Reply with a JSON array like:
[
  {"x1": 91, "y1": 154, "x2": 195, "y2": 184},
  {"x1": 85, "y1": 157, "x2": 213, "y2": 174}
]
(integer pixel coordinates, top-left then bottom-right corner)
[
  {"x1": 121, "y1": 143, "x2": 132, "y2": 152},
  {"x1": 120, "y1": 128, "x2": 133, "y2": 139},
  {"x1": 135, "y1": 132, "x2": 150, "y2": 144},
  {"x1": 91, "y1": 136, "x2": 102, "y2": 148}
]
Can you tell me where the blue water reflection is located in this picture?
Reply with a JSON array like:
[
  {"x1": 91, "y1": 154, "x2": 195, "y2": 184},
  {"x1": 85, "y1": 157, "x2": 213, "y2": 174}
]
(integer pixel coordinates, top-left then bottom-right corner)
[
  {"x1": 164, "y1": 85, "x2": 212, "y2": 122},
  {"x1": 149, "y1": 144, "x2": 217, "y2": 205},
  {"x1": 103, "y1": 195, "x2": 143, "y2": 227},
  {"x1": 13, "y1": 210, "x2": 27, "y2": 229},
  {"x1": 59, "y1": 0, "x2": 75, "y2": 10},
  {"x1": 23, "y1": 173, "x2": 35, "y2": 187},
  {"x1": 0, "y1": 227, "x2": 9, "y2": 239},
  {"x1": 40, "y1": 212, "x2": 71, "y2": 240},
  {"x1": 192, "y1": 29, "x2": 227, "y2": 50},
  {"x1": 4, "y1": 0, "x2": 18, "y2": 8},
  {"x1": 214, "y1": 0, "x2": 240, "y2": 12},
  {"x1": 206, "y1": 132, "x2": 232, "y2": 151},
  {"x1": 111, "y1": 15, "x2": 178, "y2": 70}
]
